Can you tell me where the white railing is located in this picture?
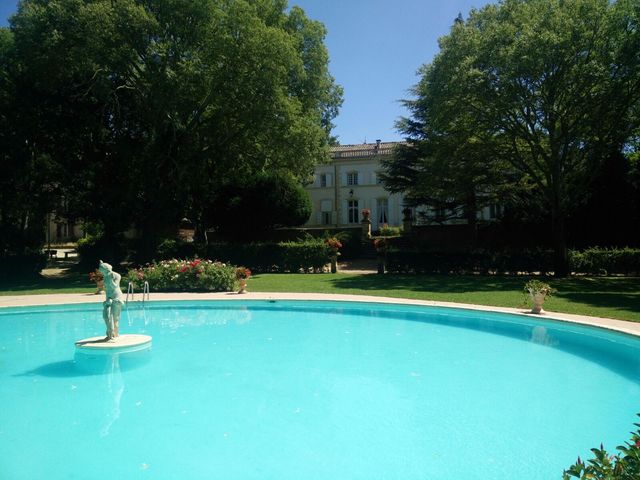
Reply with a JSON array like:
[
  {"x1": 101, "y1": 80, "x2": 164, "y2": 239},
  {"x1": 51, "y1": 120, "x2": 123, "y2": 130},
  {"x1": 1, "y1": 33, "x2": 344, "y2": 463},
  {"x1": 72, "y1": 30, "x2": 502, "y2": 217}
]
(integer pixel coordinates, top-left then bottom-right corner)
[
  {"x1": 142, "y1": 281, "x2": 150, "y2": 302},
  {"x1": 126, "y1": 282, "x2": 135, "y2": 303},
  {"x1": 126, "y1": 281, "x2": 150, "y2": 303}
]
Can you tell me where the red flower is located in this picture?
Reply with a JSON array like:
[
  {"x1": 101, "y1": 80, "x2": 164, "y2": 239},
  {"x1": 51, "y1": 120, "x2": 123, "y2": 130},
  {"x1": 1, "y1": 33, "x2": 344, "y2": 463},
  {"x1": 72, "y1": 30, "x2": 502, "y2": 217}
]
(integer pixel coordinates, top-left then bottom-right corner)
[
  {"x1": 635, "y1": 439, "x2": 640, "y2": 448},
  {"x1": 180, "y1": 265, "x2": 188, "y2": 273},
  {"x1": 236, "y1": 266, "x2": 251, "y2": 280},
  {"x1": 325, "y1": 237, "x2": 342, "y2": 251}
]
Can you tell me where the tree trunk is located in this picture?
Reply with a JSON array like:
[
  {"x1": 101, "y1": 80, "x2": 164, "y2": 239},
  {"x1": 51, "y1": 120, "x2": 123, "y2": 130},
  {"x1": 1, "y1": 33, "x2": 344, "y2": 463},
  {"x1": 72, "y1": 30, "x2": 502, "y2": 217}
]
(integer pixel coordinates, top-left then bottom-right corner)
[
  {"x1": 465, "y1": 192, "x2": 478, "y2": 247},
  {"x1": 551, "y1": 210, "x2": 569, "y2": 277}
]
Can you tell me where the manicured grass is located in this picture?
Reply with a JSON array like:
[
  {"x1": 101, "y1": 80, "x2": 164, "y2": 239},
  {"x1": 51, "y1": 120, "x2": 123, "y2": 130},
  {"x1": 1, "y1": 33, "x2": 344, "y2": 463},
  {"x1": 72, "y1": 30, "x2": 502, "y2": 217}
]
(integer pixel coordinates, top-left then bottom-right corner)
[
  {"x1": 2, "y1": 271, "x2": 639, "y2": 322},
  {"x1": 248, "y1": 274, "x2": 640, "y2": 322}
]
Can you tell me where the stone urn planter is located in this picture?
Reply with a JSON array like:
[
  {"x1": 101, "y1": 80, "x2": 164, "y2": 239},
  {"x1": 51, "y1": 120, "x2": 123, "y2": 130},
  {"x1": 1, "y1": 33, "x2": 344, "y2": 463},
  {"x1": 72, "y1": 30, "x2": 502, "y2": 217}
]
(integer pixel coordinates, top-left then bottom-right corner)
[
  {"x1": 524, "y1": 279, "x2": 556, "y2": 314},
  {"x1": 89, "y1": 269, "x2": 105, "y2": 294},
  {"x1": 325, "y1": 238, "x2": 342, "y2": 273},
  {"x1": 373, "y1": 238, "x2": 387, "y2": 274},
  {"x1": 236, "y1": 267, "x2": 251, "y2": 294},
  {"x1": 330, "y1": 255, "x2": 338, "y2": 273}
]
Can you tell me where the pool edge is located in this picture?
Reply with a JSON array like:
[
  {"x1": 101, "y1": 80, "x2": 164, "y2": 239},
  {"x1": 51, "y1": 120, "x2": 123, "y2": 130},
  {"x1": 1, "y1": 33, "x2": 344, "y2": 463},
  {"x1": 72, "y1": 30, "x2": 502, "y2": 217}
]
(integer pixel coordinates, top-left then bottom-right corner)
[{"x1": 1, "y1": 291, "x2": 639, "y2": 338}]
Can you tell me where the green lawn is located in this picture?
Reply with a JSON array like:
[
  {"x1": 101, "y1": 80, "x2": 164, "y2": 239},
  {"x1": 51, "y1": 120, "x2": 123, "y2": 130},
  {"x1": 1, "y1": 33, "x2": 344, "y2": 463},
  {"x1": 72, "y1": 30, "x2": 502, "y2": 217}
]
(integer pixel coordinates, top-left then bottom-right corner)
[{"x1": 2, "y1": 271, "x2": 639, "y2": 322}]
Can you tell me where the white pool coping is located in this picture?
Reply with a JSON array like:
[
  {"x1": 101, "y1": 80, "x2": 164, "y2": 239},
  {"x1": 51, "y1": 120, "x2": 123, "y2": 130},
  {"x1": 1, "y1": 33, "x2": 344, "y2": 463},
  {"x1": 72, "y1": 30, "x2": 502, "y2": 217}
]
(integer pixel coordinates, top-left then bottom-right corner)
[{"x1": 1, "y1": 291, "x2": 639, "y2": 338}]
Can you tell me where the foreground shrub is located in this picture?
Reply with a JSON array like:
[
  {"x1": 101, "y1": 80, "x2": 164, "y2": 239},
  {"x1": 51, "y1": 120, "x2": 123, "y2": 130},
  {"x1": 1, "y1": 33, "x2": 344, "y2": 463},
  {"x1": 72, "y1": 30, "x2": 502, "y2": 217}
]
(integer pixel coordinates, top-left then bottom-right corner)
[
  {"x1": 563, "y1": 417, "x2": 640, "y2": 479},
  {"x1": 127, "y1": 259, "x2": 236, "y2": 292}
]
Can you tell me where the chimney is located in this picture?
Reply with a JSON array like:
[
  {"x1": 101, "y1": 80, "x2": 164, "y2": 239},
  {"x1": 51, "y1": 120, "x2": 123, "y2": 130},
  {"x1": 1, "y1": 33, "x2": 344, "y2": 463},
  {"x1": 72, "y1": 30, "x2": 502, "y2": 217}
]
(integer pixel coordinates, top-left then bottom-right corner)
[{"x1": 375, "y1": 139, "x2": 381, "y2": 150}]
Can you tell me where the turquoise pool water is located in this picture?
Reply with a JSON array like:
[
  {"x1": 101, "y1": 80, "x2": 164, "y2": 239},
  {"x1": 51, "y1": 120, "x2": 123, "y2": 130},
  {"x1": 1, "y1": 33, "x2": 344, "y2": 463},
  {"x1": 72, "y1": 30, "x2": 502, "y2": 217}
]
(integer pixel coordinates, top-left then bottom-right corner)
[{"x1": 1, "y1": 300, "x2": 639, "y2": 479}]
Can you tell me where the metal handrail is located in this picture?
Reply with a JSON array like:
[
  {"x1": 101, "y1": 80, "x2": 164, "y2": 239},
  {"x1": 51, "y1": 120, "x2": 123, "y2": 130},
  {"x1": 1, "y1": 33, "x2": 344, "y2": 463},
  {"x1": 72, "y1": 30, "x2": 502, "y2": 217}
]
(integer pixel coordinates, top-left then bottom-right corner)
[
  {"x1": 142, "y1": 281, "x2": 150, "y2": 302},
  {"x1": 126, "y1": 282, "x2": 134, "y2": 304},
  {"x1": 126, "y1": 281, "x2": 149, "y2": 304}
]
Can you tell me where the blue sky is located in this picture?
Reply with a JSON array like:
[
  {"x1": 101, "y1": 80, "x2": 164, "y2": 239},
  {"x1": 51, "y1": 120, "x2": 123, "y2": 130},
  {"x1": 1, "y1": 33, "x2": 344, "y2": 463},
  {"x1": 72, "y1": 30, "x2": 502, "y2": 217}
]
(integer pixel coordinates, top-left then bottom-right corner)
[{"x1": 0, "y1": 0, "x2": 493, "y2": 144}]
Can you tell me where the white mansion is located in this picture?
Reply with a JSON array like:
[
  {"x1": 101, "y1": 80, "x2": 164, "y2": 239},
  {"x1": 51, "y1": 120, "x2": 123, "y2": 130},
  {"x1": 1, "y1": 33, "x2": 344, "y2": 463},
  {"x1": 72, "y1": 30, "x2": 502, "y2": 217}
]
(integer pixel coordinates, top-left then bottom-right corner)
[
  {"x1": 305, "y1": 140, "x2": 405, "y2": 231},
  {"x1": 304, "y1": 140, "x2": 504, "y2": 231}
]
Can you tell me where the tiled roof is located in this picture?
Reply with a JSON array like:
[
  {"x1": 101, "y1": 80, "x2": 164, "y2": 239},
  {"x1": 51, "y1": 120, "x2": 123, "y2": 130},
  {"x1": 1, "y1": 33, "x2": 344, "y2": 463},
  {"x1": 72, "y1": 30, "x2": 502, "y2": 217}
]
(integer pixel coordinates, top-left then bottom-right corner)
[{"x1": 330, "y1": 141, "x2": 403, "y2": 158}]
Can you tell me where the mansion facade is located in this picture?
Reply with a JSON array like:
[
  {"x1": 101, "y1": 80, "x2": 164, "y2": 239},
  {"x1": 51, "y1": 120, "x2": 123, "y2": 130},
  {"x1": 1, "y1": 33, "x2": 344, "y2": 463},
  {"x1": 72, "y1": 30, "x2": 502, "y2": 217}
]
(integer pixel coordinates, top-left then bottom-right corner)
[
  {"x1": 305, "y1": 140, "x2": 405, "y2": 231},
  {"x1": 304, "y1": 140, "x2": 504, "y2": 231}
]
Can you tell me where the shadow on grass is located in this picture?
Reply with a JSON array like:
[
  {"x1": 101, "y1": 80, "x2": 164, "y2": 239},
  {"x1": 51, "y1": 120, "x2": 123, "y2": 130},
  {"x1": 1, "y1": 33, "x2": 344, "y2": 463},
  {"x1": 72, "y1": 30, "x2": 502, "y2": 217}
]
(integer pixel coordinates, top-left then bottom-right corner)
[
  {"x1": 330, "y1": 274, "x2": 640, "y2": 315},
  {"x1": 0, "y1": 270, "x2": 91, "y2": 293},
  {"x1": 330, "y1": 273, "x2": 526, "y2": 293}
]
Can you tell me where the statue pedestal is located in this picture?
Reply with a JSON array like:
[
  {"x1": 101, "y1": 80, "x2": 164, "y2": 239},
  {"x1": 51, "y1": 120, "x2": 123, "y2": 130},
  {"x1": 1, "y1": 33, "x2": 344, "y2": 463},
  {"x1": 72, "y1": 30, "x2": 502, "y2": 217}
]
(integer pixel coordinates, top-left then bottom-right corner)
[{"x1": 75, "y1": 334, "x2": 152, "y2": 354}]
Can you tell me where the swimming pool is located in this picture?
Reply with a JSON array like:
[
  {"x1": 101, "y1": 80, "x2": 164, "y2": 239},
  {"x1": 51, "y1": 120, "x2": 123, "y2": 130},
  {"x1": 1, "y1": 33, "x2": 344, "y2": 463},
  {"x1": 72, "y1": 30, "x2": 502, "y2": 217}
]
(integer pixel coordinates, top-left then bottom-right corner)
[{"x1": 1, "y1": 300, "x2": 638, "y2": 479}]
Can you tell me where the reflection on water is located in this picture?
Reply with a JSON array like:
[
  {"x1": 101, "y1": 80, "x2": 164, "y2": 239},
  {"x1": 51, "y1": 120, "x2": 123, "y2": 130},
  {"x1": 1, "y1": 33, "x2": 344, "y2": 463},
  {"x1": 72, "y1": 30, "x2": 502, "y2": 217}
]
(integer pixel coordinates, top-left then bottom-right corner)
[
  {"x1": 74, "y1": 345, "x2": 152, "y2": 437},
  {"x1": 149, "y1": 305, "x2": 254, "y2": 330},
  {"x1": 530, "y1": 326, "x2": 557, "y2": 347}
]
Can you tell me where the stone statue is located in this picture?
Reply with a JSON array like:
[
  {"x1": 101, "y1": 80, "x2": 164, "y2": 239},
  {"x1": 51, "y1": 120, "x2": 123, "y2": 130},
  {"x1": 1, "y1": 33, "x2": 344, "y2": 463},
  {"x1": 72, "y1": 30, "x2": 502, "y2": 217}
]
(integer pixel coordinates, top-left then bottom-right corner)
[{"x1": 98, "y1": 260, "x2": 125, "y2": 341}]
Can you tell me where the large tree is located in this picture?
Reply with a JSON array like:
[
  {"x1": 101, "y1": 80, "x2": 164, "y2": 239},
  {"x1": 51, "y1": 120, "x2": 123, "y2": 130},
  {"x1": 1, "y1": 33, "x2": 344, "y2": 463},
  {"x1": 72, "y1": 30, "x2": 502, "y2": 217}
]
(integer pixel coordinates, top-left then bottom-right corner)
[
  {"x1": 5, "y1": 0, "x2": 342, "y2": 245},
  {"x1": 208, "y1": 171, "x2": 312, "y2": 239},
  {"x1": 385, "y1": 0, "x2": 640, "y2": 276}
]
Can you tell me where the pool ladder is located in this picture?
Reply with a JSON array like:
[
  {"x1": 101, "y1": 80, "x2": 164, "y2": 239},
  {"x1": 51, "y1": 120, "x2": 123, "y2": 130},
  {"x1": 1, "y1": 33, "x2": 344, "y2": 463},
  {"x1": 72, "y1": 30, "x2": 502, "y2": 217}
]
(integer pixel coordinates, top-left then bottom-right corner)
[{"x1": 126, "y1": 281, "x2": 150, "y2": 304}]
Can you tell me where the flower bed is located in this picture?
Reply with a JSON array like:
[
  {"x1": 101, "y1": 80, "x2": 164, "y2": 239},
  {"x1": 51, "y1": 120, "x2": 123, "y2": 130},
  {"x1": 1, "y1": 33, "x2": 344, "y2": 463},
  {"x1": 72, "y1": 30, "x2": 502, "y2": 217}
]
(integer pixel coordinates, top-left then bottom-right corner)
[{"x1": 127, "y1": 259, "x2": 236, "y2": 292}]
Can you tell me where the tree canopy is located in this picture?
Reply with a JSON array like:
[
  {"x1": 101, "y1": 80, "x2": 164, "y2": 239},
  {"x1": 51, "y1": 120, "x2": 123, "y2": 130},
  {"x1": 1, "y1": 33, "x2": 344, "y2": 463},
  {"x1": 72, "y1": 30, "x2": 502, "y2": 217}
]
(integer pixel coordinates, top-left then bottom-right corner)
[
  {"x1": 384, "y1": 0, "x2": 640, "y2": 275},
  {"x1": 2, "y1": 0, "x2": 342, "y2": 247},
  {"x1": 208, "y1": 171, "x2": 312, "y2": 239}
]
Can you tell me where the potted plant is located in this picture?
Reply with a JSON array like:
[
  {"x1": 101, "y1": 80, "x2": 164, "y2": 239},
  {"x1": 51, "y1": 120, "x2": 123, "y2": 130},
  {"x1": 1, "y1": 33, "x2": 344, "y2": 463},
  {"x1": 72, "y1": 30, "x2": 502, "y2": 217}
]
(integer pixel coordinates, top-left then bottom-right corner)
[
  {"x1": 524, "y1": 279, "x2": 556, "y2": 314},
  {"x1": 325, "y1": 237, "x2": 342, "y2": 273},
  {"x1": 373, "y1": 238, "x2": 388, "y2": 274},
  {"x1": 236, "y1": 266, "x2": 251, "y2": 294},
  {"x1": 89, "y1": 269, "x2": 104, "y2": 294}
]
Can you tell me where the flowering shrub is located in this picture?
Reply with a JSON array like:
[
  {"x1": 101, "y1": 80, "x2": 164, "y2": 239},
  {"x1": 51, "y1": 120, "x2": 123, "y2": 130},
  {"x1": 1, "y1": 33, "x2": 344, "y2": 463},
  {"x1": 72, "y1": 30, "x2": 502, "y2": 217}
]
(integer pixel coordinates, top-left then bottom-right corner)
[
  {"x1": 563, "y1": 418, "x2": 640, "y2": 479},
  {"x1": 127, "y1": 259, "x2": 236, "y2": 292}
]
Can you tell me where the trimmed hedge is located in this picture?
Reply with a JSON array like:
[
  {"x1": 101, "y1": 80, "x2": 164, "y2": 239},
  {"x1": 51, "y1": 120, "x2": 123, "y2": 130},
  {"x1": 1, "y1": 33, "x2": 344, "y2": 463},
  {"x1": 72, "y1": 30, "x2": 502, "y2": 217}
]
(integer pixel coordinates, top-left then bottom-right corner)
[
  {"x1": 202, "y1": 239, "x2": 332, "y2": 273},
  {"x1": 569, "y1": 247, "x2": 640, "y2": 275},
  {"x1": 384, "y1": 247, "x2": 640, "y2": 275},
  {"x1": 385, "y1": 248, "x2": 555, "y2": 275}
]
